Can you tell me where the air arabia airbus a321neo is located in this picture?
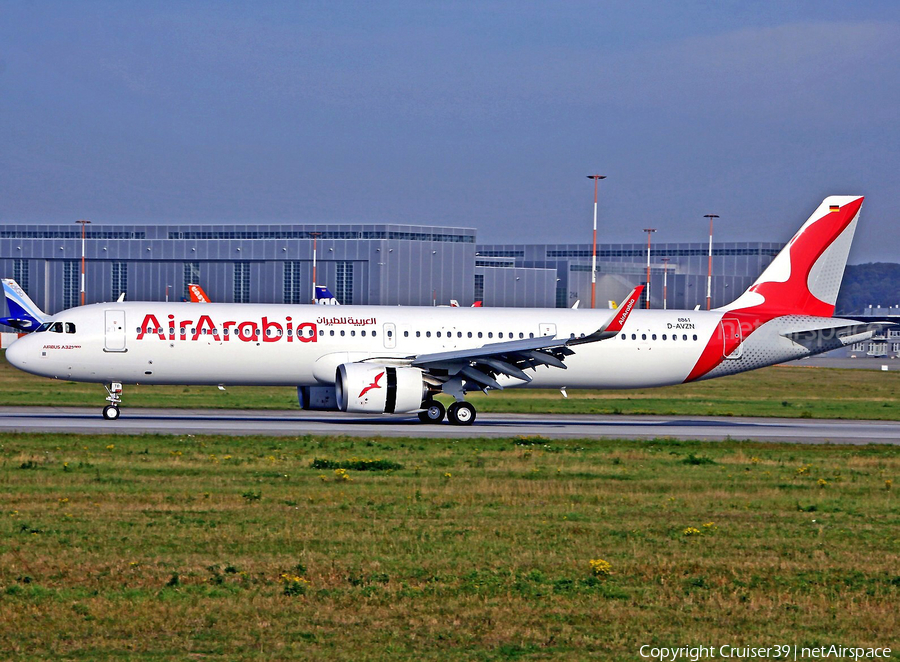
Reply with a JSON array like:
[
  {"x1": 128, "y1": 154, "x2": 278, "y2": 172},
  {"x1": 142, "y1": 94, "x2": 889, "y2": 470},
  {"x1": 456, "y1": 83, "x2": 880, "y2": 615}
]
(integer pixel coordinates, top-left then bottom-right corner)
[{"x1": 4, "y1": 196, "x2": 889, "y2": 425}]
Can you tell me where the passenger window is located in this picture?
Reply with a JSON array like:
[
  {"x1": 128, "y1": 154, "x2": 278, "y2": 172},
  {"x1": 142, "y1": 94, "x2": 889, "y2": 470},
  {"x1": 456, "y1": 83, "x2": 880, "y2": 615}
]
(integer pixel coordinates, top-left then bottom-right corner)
[
  {"x1": 693, "y1": 334, "x2": 698, "y2": 341},
  {"x1": 169, "y1": 327, "x2": 175, "y2": 335},
  {"x1": 404, "y1": 331, "x2": 409, "y2": 337},
  {"x1": 631, "y1": 334, "x2": 636, "y2": 340},
  {"x1": 387, "y1": 330, "x2": 393, "y2": 337},
  {"x1": 467, "y1": 332, "x2": 472, "y2": 338},
  {"x1": 351, "y1": 330, "x2": 356, "y2": 336},
  {"x1": 426, "y1": 331, "x2": 431, "y2": 338},
  {"x1": 361, "y1": 330, "x2": 366, "y2": 337},
  {"x1": 340, "y1": 330, "x2": 345, "y2": 337},
  {"x1": 372, "y1": 331, "x2": 376, "y2": 337},
  {"x1": 65, "y1": 323, "x2": 76, "y2": 334},
  {"x1": 499, "y1": 332, "x2": 504, "y2": 339},
  {"x1": 488, "y1": 332, "x2": 493, "y2": 338},
  {"x1": 436, "y1": 331, "x2": 441, "y2": 338},
  {"x1": 330, "y1": 330, "x2": 335, "y2": 336},
  {"x1": 519, "y1": 333, "x2": 524, "y2": 339},
  {"x1": 662, "y1": 334, "x2": 667, "y2": 340},
  {"x1": 457, "y1": 332, "x2": 462, "y2": 338},
  {"x1": 620, "y1": 334, "x2": 625, "y2": 340},
  {"x1": 416, "y1": 331, "x2": 421, "y2": 338},
  {"x1": 683, "y1": 334, "x2": 687, "y2": 341},
  {"x1": 319, "y1": 329, "x2": 324, "y2": 336},
  {"x1": 652, "y1": 334, "x2": 657, "y2": 340},
  {"x1": 477, "y1": 332, "x2": 483, "y2": 338},
  {"x1": 641, "y1": 334, "x2": 646, "y2": 340}
]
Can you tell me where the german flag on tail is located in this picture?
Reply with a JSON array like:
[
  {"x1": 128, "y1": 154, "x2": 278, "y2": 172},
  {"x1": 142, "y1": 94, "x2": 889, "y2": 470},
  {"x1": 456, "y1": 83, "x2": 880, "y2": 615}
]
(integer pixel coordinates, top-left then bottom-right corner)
[{"x1": 829, "y1": 204, "x2": 840, "y2": 212}]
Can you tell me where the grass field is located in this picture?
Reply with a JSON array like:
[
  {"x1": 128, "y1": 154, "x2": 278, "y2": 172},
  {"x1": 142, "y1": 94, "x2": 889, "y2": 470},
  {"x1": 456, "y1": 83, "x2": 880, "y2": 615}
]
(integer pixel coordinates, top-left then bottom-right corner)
[
  {"x1": 2, "y1": 432, "x2": 898, "y2": 660},
  {"x1": 3, "y1": 350, "x2": 900, "y2": 420}
]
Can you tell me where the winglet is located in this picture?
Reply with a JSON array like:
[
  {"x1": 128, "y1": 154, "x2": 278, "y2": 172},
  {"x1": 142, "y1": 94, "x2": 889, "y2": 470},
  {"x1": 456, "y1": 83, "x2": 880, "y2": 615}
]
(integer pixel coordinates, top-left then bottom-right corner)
[
  {"x1": 0, "y1": 278, "x2": 47, "y2": 332},
  {"x1": 567, "y1": 285, "x2": 643, "y2": 346}
]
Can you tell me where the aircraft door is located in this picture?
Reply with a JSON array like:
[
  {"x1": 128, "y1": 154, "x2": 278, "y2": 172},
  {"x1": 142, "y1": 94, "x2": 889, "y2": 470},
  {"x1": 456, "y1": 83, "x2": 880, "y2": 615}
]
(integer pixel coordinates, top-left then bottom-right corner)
[
  {"x1": 720, "y1": 318, "x2": 743, "y2": 359},
  {"x1": 104, "y1": 310, "x2": 127, "y2": 352},
  {"x1": 539, "y1": 323, "x2": 557, "y2": 338},
  {"x1": 383, "y1": 323, "x2": 396, "y2": 349}
]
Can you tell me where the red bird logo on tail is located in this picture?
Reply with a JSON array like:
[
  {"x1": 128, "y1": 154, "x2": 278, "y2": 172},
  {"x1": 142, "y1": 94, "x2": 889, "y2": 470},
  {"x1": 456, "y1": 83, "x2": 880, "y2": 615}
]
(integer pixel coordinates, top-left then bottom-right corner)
[{"x1": 358, "y1": 371, "x2": 385, "y2": 398}]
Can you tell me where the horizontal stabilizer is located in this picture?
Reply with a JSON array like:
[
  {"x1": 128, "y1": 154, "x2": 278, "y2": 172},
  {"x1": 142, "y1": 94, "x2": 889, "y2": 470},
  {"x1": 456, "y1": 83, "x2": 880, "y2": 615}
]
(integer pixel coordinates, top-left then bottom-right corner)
[{"x1": 783, "y1": 321, "x2": 896, "y2": 347}]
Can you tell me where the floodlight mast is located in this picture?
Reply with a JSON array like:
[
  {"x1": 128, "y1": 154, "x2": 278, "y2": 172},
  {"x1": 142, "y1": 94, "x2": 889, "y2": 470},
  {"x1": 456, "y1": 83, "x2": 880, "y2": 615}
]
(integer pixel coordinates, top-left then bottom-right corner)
[
  {"x1": 586, "y1": 175, "x2": 606, "y2": 309},
  {"x1": 661, "y1": 257, "x2": 670, "y2": 310},
  {"x1": 704, "y1": 214, "x2": 719, "y2": 310},
  {"x1": 76, "y1": 219, "x2": 91, "y2": 306},
  {"x1": 309, "y1": 231, "x2": 322, "y2": 304},
  {"x1": 643, "y1": 228, "x2": 656, "y2": 309}
]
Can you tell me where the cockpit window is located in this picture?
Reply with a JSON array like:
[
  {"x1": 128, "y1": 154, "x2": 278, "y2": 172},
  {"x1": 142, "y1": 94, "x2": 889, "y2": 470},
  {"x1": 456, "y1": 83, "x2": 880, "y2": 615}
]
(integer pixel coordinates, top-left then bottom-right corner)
[
  {"x1": 65, "y1": 322, "x2": 76, "y2": 334},
  {"x1": 51, "y1": 322, "x2": 64, "y2": 333},
  {"x1": 36, "y1": 322, "x2": 52, "y2": 333}
]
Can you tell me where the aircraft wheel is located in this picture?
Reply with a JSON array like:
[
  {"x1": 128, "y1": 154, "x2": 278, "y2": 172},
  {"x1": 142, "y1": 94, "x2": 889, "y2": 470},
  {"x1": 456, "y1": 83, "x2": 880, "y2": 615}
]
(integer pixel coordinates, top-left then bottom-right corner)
[
  {"x1": 102, "y1": 405, "x2": 120, "y2": 421},
  {"x1": 447, "y1": 401, "x2": 476, "y2": 426},
  {"x1": 418, "y1": 400, "x2": 446, "y2": 424}
]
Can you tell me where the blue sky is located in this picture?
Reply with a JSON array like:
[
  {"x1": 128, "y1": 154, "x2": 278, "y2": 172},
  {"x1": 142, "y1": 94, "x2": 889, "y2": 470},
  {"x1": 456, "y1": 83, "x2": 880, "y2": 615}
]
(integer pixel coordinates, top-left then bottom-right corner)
[{"x1": 2, "y1": 1, "x2": 899, "y2": 261}]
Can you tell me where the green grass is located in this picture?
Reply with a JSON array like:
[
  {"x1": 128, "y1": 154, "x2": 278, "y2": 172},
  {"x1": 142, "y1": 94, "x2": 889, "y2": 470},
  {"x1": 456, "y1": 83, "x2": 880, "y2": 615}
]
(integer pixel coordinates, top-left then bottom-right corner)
[
  {"x1": 4, "y1": 349, "x2": 900, "y2": 419},
  {"x1": 1, "y1": 432, "x2": 898, "y2": 660}
]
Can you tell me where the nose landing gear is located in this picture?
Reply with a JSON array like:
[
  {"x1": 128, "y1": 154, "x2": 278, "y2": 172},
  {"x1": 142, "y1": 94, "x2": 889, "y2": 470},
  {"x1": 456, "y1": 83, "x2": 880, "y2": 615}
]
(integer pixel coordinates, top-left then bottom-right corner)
[{"x1": 103, "y1": 382, "x2": 123, "y2": 420}]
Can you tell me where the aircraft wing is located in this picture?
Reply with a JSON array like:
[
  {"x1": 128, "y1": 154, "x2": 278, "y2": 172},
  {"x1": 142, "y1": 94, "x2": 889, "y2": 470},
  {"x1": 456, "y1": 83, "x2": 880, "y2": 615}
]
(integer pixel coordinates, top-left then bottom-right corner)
[{"x1": 405, "y1": 286, "x2": 643, "y2": 393}]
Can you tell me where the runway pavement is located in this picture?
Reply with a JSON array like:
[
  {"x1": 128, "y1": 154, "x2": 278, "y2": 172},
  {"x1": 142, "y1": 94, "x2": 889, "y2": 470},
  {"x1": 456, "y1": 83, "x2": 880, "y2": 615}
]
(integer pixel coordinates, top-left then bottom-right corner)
[{"x1": 0, "y1": 406, "x2": 898, "y2": 444}]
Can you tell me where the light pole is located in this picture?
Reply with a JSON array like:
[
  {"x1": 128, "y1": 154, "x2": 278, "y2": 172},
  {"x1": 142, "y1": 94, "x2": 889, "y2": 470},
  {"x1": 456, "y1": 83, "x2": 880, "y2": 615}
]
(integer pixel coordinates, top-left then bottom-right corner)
[
  {"x1": 586, "y1": 175, "x2": 606, "y2": 309},
  {"x1": 309, "y1": 231, "x2": 322, "y2": 304},
  {"x1": 643, "y1": 228, "x2": 656, "y2": 309},
  {"x1": 76, "y1": 219, "x2": 91, "y2": 305},
  {"x1": 704, "y1": 214, "x2": 719, "y2": 310},
  {"x1": 661, "y1": 257, "x2": 670, "y2": 310}
]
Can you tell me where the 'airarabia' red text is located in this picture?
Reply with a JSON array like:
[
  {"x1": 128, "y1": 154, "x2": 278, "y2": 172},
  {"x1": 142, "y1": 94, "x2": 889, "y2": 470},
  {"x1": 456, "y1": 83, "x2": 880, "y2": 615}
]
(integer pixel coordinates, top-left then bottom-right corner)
[{"x1": 136, "y1": 314, "x2": 317, "y2": 343}]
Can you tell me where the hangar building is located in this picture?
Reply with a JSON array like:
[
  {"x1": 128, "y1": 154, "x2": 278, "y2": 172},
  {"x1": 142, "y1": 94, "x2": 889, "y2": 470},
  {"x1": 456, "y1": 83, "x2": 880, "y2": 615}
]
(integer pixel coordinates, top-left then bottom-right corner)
[{"x1": 1, "y1": 222, "x2": 778, "y2": 318}]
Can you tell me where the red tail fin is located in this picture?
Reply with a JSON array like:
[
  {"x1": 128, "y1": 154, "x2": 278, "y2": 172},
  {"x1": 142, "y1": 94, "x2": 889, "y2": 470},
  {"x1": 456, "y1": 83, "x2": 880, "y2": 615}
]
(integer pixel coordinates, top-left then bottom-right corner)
[{"x1": 723, "y1": 196, "x2": 863, "y2": 318}]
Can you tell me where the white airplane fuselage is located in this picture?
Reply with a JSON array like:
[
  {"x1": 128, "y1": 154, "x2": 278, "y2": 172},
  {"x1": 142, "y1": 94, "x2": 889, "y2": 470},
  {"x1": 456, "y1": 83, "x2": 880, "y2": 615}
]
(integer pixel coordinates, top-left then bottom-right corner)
[
  {"x1": 1, "y1": 195, "x2": 878, "y2": 424},
  {"x1": 4, "y1": 301, "x2": 839, "y2": 389}
]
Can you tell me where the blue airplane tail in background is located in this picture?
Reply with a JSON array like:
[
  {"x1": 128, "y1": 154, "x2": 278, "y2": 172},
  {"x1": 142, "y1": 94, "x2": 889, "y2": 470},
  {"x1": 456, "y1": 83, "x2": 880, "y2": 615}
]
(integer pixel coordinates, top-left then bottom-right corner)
[
  {"x1": 0, "y1": 279, "x2": 47, "y2": 332},
  {"x1": 315, "y1": 286, "x2": 340, "y2": 305}
]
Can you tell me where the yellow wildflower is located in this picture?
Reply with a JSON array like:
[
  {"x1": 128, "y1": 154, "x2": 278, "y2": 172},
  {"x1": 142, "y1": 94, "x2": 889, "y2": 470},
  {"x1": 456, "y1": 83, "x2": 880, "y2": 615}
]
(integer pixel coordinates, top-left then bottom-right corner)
[{"x1": 589, "y1": 558, "x2": 612, "y2": 577}]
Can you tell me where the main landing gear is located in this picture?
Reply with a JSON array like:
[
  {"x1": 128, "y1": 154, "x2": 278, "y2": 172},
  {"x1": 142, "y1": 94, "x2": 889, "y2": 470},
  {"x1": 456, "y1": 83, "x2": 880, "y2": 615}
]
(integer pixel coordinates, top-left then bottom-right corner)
[
  {"x1": 102, "y1": 382, "x2": 123, "y2": 420},
  {"x1": 417, "y1": 399, "x2": 476, "y2": 426}
]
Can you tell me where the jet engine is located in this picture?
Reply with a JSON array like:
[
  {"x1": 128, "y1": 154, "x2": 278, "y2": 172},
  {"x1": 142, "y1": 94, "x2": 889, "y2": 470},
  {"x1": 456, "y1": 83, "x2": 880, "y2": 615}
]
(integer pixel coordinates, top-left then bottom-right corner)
[{"x1": 335, "y1": 363, "x2": 426, "y2": 414}]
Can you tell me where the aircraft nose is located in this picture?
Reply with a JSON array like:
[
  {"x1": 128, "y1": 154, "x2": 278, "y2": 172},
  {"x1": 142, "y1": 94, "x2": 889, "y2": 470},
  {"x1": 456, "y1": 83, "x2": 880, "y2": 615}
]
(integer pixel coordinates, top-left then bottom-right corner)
[{"x1": 4, "y1": 337, "x2": 29, "y2": 369}]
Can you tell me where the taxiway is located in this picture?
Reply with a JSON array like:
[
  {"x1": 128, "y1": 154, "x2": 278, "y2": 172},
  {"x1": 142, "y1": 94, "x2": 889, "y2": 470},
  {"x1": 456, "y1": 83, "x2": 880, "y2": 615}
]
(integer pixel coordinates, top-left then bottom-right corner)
[{"x1": 0, "y1": 407, "x2": 897, "y2": 444}]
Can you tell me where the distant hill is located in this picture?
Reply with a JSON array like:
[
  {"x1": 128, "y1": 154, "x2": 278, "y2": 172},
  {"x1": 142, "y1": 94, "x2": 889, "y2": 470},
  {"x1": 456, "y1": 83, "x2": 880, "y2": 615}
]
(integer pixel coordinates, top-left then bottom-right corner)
[{"x1": 836, "y1": 263, "x2": 900, "y2": 315}]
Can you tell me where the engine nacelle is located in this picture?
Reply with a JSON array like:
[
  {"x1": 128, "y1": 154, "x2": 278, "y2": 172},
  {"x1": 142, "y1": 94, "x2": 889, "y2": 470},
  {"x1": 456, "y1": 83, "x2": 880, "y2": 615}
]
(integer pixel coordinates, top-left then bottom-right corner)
[{"x1": 335, "y1": 363, "x2": 425, "y2": 414}]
